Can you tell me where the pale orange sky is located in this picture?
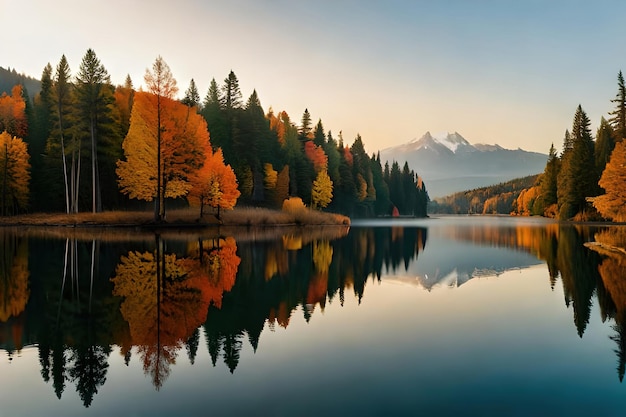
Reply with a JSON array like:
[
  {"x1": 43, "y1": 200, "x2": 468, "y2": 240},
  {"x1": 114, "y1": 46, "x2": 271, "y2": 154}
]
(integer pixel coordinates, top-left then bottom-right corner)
[{"x1": 2, "y1": 0, "x2": 625, "y2": 154}]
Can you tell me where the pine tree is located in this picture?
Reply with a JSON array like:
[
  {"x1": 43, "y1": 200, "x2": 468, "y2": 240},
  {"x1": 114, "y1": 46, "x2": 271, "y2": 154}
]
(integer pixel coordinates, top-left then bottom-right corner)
[
  {"x1": 595, "y1": 117, "x2": 615, "y2": 178},
  {"x1": 557, "y1": 105, "x2": 597, "y2": 219},
  {"x1": 30, "y1": 63, "x2": 53, "y2": 210},
  {"x1": 537, "y1": 143, "x2": 559, "y2": 215},
  {"x1": 221, "y1": 70, "x2": 242, "y2": 111},
  {"x1": 609, "y1": 70, "x2": 626, "y2": 142},
  {"x1": 313, "y1": 119, "x2": 325, "y2": 147},
  {"x1": 182, "y1": 78, "x2": 200, "y2": 109},
  {"x1": 299, "y1": 109, "x2": 312, "y2": 142},
  {"x1": 75, "y1": 48, "x2": 115, "y2": 212}
]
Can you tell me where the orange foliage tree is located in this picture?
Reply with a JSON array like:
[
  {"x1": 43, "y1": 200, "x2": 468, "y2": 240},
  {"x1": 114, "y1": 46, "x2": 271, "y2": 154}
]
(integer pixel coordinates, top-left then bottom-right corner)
[
  {"x1": 116, "y1": 91, "x2": 207, "y2": 209},
  {"x1": 594, "y1": 140, "x2": 626, "y2": 221},
  {"x1": 304, "y1": 140, "x2": 328, "y2": 173},
  {"x1": 0, "y1": 131, "x2": 31, "y2": 214},
  {"x1": 0, "y1": 85, "x2": 27, "y2": 138},
  {"x1": 188, "y1": 146, "x2": 240, "y2": 218}
]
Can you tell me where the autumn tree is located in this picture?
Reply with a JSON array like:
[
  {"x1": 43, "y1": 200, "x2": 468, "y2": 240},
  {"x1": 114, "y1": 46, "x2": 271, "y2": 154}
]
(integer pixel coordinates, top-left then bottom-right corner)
[
  {"x1": 0, "y1": 85, "x2": 27, "y2": 138},
  {"x1": 143, "y1": 56, "x2": 178, "y2": 221},
  {"x1": 75, "y1": 49, "x2": 116, "y2": 213},
  {"x1": 311, "y1": 168, "x2": 333, "y2": 209},
  {"x1": 116, "y1": 91, "x2": 206, "y2": 213},
  {"x1": 0, "y1": 132, "x2": 31, "y2": 215},
  {"x1": 594, "y1": 140, "x2": 626, "y2": 221},
  {"x1": 188, "y1": 147, "x2": 240, "y2": 218}
]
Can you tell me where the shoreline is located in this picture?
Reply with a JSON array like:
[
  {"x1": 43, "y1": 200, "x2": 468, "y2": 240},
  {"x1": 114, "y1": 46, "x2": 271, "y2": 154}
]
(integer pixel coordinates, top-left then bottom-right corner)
[{"x1": 0, "y1": 207, "x2": 351, "y2": 228}]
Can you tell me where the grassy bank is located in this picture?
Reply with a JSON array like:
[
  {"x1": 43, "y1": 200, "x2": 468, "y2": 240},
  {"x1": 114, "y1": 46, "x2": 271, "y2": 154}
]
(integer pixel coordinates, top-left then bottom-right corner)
[{"x1": 0, "y1": 207, "x2": 350, "y2": 228}]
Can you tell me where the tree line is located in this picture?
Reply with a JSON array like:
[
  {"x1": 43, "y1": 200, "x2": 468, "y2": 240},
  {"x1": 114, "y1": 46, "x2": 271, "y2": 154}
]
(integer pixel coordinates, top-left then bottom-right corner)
[{"x1": 0, "y1": 51, "x2": 429, "y2": 218}]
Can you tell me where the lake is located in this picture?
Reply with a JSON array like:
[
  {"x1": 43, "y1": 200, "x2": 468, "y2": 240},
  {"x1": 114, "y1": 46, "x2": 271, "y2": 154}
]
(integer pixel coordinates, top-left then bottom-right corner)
[{"x1": 1, "y1": 216, "x2": 626, "y2": 416}]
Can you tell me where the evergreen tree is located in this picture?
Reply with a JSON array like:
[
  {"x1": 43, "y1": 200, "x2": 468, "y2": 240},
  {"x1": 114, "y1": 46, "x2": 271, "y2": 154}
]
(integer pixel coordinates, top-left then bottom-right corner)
[
  {"x1": 45, "y1": 55, "x2": 76, "y2": 213},
  {"x1": 595, "y1": 117, "x2": 615, "y2": 178},
  {"x1": 75, "y1": 48, "x2": 116, "y2": 212},
  {"x1": 537, "y1": 143, "x2": 559, "y2": 215},
  {"x1": 30, "y1": 63, "x2": 53, "y2": 211},
  {"x1": 557, "y1": 105, "x2": 597, "y2": 219},
  {"x1": 221, "y1": 70, "x2": 242, "y2": 111},
  {"x1": 299, "y1": 108, "x2": 312, "y2": 142},
  {"x1": 182, "y1": 78, "x2": 200, "y2": 109},
  {"x1": 609, "y1": 70, "x2": 626, "y2": 142},
  {"x1": 313, "y1": 119, "x2": 325, "y2": 147}
]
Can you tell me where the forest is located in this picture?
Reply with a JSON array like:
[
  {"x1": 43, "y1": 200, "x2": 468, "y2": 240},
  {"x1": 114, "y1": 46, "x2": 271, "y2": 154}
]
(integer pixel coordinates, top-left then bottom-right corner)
[
  {"x1": 0, "y1": 51, "x2": 429, "y2": 220},
  {"x1": 431, "y1": 70, "x2": 626, "y2": 221}
]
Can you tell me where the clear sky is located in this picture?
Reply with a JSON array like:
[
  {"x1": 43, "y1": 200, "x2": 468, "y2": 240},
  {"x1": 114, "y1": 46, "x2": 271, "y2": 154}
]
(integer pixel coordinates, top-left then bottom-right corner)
[{"x1": 2, "y1": 0, "x2": 625, "y2": 154}]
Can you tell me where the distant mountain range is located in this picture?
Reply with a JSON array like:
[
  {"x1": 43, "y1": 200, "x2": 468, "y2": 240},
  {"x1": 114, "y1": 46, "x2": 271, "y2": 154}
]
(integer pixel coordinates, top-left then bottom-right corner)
[{"x1": 380, "y1": 131, "x2": 548, "y2": 198}]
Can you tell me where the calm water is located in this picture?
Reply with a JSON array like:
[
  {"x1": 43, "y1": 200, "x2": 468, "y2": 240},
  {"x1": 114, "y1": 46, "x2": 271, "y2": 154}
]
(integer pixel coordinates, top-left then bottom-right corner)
[{"x1": 1, "y1": 216, "x2": 626, "y2": 416}]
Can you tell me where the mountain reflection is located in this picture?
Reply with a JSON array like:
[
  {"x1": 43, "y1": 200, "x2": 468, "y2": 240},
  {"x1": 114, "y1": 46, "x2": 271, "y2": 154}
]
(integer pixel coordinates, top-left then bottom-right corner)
[{"x1": 3, "y1": 221, "x2": 626, "y2": 407}]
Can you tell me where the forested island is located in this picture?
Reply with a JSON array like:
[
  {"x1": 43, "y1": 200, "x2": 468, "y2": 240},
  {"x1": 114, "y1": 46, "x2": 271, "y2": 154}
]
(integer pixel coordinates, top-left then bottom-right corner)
[{"x1": 0, "y1": 52, "x2": 429, "y2": 223}]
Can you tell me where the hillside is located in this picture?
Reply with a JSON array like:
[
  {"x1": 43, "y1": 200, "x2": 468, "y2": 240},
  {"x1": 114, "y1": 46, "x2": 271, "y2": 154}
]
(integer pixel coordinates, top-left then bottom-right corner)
[
  {"x1": 429, "y1": 174, "x2": 540, "y2": 214},
  {"x1": 0, "y1": 66, "x2": 41, "y2": 100}
]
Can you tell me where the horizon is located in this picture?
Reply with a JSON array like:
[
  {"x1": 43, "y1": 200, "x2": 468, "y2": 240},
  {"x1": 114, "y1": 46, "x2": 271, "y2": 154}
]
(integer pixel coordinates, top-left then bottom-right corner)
[{"x1": 3, "y1": 0, "x2": 626, "y2": 155}]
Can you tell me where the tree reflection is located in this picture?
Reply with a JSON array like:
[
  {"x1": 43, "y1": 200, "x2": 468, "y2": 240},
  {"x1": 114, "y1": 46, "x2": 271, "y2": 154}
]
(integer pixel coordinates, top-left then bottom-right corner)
[
  {"x1": 111, "y1": 234, "x2": 240, "y2": 388},
  {"x1": 8, "y1": 221, "x2": 626, "y2": 406}
]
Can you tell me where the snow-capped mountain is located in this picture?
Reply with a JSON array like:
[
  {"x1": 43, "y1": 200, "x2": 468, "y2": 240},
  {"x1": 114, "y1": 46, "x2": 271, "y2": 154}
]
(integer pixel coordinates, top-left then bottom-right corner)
[{"x1": 380, "y1": 131, "x2": 547, "y2": 198}]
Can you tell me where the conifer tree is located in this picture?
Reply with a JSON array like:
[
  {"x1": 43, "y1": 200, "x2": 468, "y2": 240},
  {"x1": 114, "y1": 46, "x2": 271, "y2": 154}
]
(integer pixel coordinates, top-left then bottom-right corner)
[
  {"x1": 75, "y1": 48, "x2": 116, "y2": 212},
  {"x1": 221, "y1": 71, "x2": 242, "y2": 111},
  {"x1": 182, "y1": 78, "x2": 200, "y2": 109},
  {"x1": 610, "y1": 70, "x2": 626, "y2": 142},
  {"x1": 537, "y1": 143, "x2": 559, "y2": 215},
  {"x1": 557, "y1": 105, "x2": 597, "y2": 219},
  {"x1": 595, "y1": 117, "x2": 615, "y2": 178}
]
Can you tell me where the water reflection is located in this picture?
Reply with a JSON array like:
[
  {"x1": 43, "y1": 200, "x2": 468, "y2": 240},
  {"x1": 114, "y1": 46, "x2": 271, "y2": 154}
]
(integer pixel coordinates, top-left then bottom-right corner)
[{"x1": 2, "y1": 220, "x2": 626, "y2": 409}]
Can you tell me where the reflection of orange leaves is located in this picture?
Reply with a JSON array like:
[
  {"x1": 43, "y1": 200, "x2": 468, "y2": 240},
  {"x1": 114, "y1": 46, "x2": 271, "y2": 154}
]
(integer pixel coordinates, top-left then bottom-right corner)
[
  {"x1": 312, "y1": 240, "x2": 333, "y2": 274},
  {"x1": 111, "y1": 250, "x2": 212, "y2": 346},
  {"x1": 183, "y1": 237, "x2": 240, "y2": 309},
  {"x1": 306, "y1": 272, "x2": 328, "y2": 307},
  {"x1": 0, "y1": 239, "x2": 29, "y2": 322},
  {"x1": 268, "y1": 301, "x2": 291, "y2": 329}
]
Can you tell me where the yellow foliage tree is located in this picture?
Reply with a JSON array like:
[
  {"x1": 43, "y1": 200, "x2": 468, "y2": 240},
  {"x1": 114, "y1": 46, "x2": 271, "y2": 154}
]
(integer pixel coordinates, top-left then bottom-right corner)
[
  {"x1": 311, "y1": 169, "x2": 333, "y2": 209},
  {"x1": 116, "y1": 91, "x2": 207, "y2": 205},
  {"x1": 594, "y1": 140, "x2": 626, "y2": 221},
  {"x1": 0, "y1": 131, "x2": 30, "y2": 215}
]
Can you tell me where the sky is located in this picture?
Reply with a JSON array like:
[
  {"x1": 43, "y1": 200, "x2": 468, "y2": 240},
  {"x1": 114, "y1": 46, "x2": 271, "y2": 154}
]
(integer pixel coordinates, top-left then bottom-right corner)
[{"x1": 2, "y1": 0, "x2": 626, "y2": 154}]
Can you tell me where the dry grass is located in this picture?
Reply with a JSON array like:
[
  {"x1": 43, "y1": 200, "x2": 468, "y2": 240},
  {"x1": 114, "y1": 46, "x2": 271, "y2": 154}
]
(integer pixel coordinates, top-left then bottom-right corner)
[{"x1": 0, "y1": 206, "x2": 350, "y2": 228}]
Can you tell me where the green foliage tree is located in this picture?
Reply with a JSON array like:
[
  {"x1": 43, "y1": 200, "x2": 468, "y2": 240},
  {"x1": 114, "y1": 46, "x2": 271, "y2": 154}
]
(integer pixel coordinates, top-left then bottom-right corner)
[
  {"x1": 75, "y1": 48, "x2": 117, "y2": 213},
  {"x1": 610, "y1": 70, "x2": 626, "y2": 142},
  {"x1": 557, "y1": 105, "x2": 597, "y2": 219},
  {"x1": 535, "y1": 144, "x2": 559, "y2": 215},
  {"x1": 182, "y1": 78, "x2": 200, "y2": 109},
  {"x1": 595, "y1": 117, "x2": 615, "y2": 177}
]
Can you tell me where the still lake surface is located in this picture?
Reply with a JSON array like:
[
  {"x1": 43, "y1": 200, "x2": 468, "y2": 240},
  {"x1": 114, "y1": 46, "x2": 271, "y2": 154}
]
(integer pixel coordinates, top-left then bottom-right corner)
[{"x1": 1, "y1": 215, "x2": 626, "y2": 416}]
